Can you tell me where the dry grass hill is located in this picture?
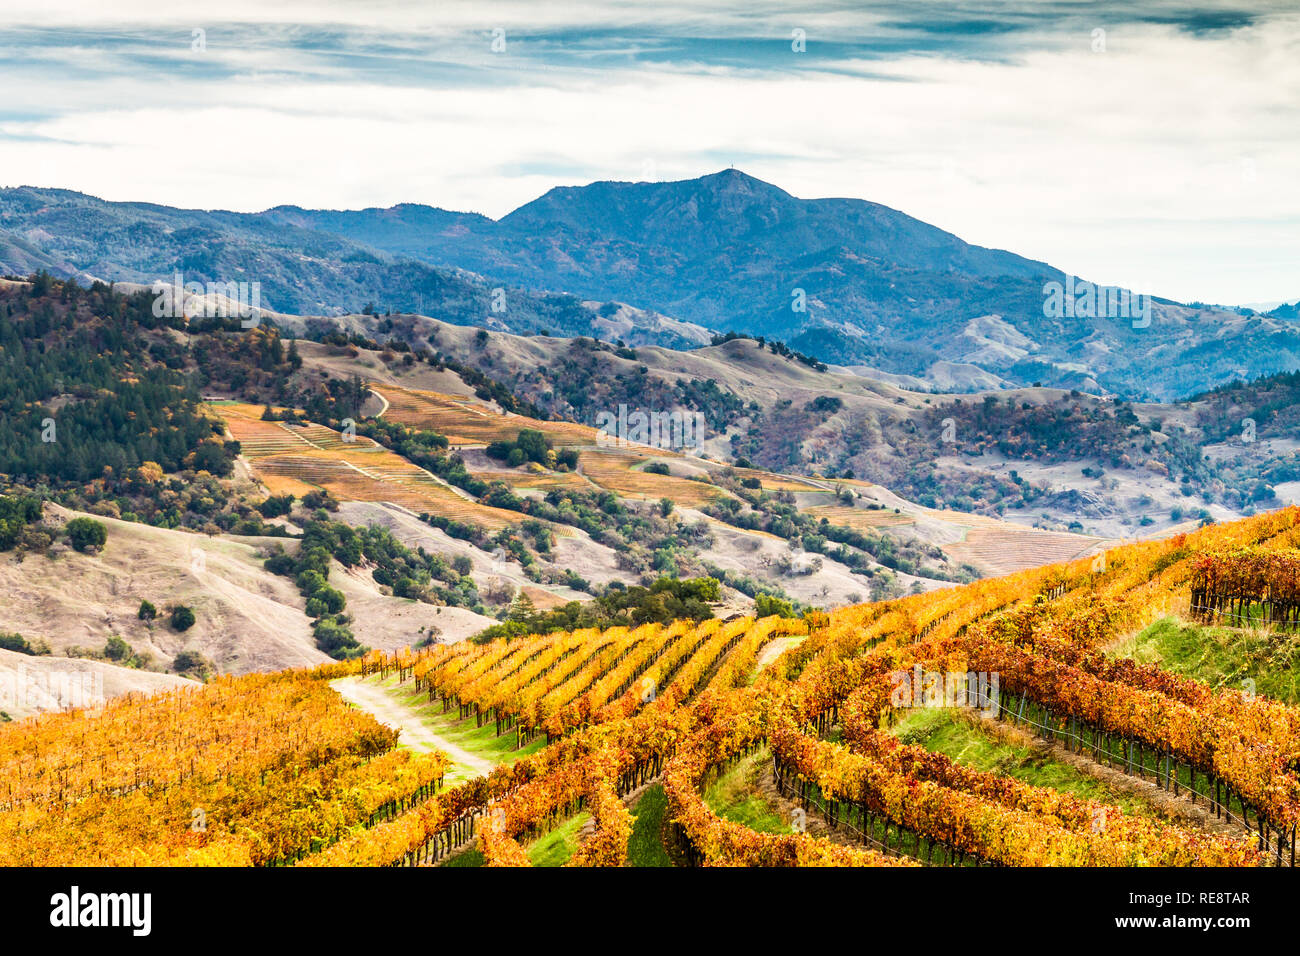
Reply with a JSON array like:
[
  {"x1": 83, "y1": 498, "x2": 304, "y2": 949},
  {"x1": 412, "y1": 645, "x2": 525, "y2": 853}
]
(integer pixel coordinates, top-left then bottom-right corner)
[
  {"x1": 0, "y1": 500, "x2": 499, "y2": 711},
  {"x1": 209, "y1": 371, "x2": 1113, "y2": 614},
  {"x1": 278, "y1": 312, "x2": 1272, "y2": 540}
]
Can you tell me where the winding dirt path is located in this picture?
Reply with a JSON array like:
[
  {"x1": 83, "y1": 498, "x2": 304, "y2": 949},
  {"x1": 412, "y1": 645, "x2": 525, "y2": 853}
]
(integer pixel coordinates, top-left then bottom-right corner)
[
  {"x1": 753, "y1": 636, "x2": 804, "y2": 676},
  {"x1": 332, "y1": 676, "x2": 496, "y2": 778}
]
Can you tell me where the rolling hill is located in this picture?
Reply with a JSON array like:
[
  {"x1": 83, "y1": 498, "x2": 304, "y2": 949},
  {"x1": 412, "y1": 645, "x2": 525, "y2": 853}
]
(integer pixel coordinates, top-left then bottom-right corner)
[
  {"x1": 275, "y1": 309, "x2": 1300, "y2": 541},
  {"x1": 7, "y1": 501, "x2": 1300, "y2": 868},
  {"x1": 0, "y1": 186, "x2": 705, "y2": 348}
]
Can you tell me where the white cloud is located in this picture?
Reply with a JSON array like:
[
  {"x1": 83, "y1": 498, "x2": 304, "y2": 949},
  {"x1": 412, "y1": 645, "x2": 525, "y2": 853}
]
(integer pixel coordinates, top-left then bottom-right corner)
[{"x1": 0, "y1": 3, "x2": 1297, "y2": 304}]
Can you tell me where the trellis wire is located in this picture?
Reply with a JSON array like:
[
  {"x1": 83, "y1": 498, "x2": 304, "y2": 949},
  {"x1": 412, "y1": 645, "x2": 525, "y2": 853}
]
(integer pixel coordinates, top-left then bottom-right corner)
[
  {"x1": 772, "y1": 764, "x2": 942, "y2": 865},
  {"x1": 1190, "y1": 603, "x2": 1300, "y2": 630},
  {"x1": 992, "y1": 691, "x2": 1295, "y2": 866}
]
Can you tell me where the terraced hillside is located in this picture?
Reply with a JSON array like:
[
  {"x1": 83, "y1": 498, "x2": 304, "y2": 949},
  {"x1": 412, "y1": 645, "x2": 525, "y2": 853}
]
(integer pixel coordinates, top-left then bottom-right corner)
[
  {"x1": 205, "y1": 378, "x2": 1125, "y2": 619},
  {"x1": 13, "y1": 506, "x2": 1300, "y2": 866},
  {"x1": 372, "y1": 385, "x2": 596, "y2": 448},
  {"x1": 941, "y1": 525, "x2": 1113, "y2": 577},
  {"x1": 364, "y1": 382, "x2": 1107, "y2": 579},
  {"x1": 323, "y1": 505, "x2": 1300, "y2": 866},
  {"x1": 219, "y1": 402, "x2": 520, "y2": 530}
]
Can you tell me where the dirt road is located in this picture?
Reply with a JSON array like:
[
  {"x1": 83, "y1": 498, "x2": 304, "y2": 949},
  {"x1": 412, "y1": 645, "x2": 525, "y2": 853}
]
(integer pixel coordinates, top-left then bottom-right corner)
[{"x1": 332, "y1": 676, "x2": 496, "y2": 778}]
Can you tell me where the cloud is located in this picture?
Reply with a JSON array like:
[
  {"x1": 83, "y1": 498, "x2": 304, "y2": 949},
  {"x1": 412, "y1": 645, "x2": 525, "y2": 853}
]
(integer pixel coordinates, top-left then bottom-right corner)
[{"x1": 0, "y1": 1, "x2": 1297, "y2": 304}]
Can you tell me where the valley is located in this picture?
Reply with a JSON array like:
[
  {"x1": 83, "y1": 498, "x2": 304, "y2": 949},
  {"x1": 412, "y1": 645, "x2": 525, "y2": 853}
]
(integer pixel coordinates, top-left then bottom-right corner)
[
  {"x1": 5, "y1": 269, "x2": 1295, "y2": 724},
  {"x1": 276, "y1": 310, "x2": 1295, "y2": 541}
]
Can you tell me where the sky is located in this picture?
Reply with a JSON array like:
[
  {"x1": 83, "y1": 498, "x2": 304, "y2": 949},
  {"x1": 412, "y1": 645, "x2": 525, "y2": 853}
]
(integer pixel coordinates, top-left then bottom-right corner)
[{"x1": 1, "y1": 0, "x2": 1297, "y2": 306}]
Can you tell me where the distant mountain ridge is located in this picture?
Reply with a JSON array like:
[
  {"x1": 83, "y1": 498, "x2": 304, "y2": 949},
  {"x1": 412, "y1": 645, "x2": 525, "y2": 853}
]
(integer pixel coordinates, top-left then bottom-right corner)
[
  {"x1": 1267, "y1": 301, "x2": 1300, "y2": 321},
  {"x1": 2, "y1": 171, "x2": 1298, "y2": 400},
  {"x1": 0, "y1": 186, "x2": 705, "y2": 349}
]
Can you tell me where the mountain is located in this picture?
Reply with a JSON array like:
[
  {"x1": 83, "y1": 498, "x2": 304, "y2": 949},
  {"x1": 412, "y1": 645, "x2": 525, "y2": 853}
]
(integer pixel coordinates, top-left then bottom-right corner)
[
  {"x1": 272, "y1": 170, "x2": 1300, "y2": 401},
  {"x1": 268, "y1": 169, "x2": 1048, "y2": 283},
  {"x1": 4, "y1": 172, "x2": 1299, "y2": 399},
  {"x1": 0, "y1": 187, "x2": 705, "y2": 349}
]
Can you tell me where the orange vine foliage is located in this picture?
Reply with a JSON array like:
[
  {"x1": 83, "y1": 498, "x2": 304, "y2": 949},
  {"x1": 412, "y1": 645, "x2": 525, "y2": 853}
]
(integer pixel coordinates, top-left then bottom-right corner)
[{"x1": 14, "y1": 506, "x2": 1300, "y2": 866}]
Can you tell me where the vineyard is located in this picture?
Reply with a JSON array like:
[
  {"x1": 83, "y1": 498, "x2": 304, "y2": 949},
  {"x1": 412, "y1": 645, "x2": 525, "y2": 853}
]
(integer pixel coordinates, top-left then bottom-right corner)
[
  {"x1": 221, "y1": 395, "x2": 724, "y2": 521},
  {"x1": 212, "y1": 389, "x2": 1072, "y2": 591},
  {"x1": 803, "y1": 504, "x2": 916, "y2": 531},
  {"x1": 373, "y1": 383, "x2": 727, "y2": 507},
  {"x1": 370, "y1": 385, "x2": 596, "y2": 448},
  {"x1": 1190, "y1": 549, "x2": 1300, "y2": 630},
  {"x1": 0, "y1": 668, "x2": 447, "y2": 866},
  {"x1": 11, "y1": 506, "x2": 1300, "y2": 866},
  {"x1": 218, "y1": 402, "x2": 520, "y2": 529},
  {"x1": 940, "y1": 525, "x2": 1110, "y2": 576},
  {"x1": 575, "y1": 449, "x2": 723, "y2": 507}
]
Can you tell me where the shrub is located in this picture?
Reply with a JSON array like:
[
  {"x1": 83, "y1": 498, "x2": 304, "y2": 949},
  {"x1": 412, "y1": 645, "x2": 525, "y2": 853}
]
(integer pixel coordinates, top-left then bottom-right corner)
[
  {"x1": 257, "y1": 494, "x2": 295, "y2": 518},
  {"x1": 137, "y1": 600, "x2": 157, "y2": 621},
  {"x1": 316, "y1": 587, "x2": 346, "y2": 614},
  {"x1": 65, "y1": 517, "x2": 107, "y2": 553},
  {"x1": 170, "y1": 605, "x2": 196, "y2": 631},
  {"x1": 806, "y1": 395, "x2": 843, "y2": 414},
  {"x1": 300, "y1": 491, "x2": 338, "y2": 512},
  {"x1": 486, "y1": 428, "x2": 553, "y2": 468},
  {"x1": 264, "y1": 551, "x2": 297, "y2": 576},
  {"x1": 313, "y1": 615, "x2": 364, "y2": 659},
  {"x1": 0, "y1": 494, "x2": 43, "y2": 551},
  {"x1": 0, "y1": 632, "x2": 35, "y2": 655},
  {"x1": 16, "y1": 527, "x2": 52, "y2": 554},
  {"x1": 755, "y1": 592, "x2": 796, "y2": 618},
  {"x1": 172, "y1": 650, "x2": 210, "y2": 677}
]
